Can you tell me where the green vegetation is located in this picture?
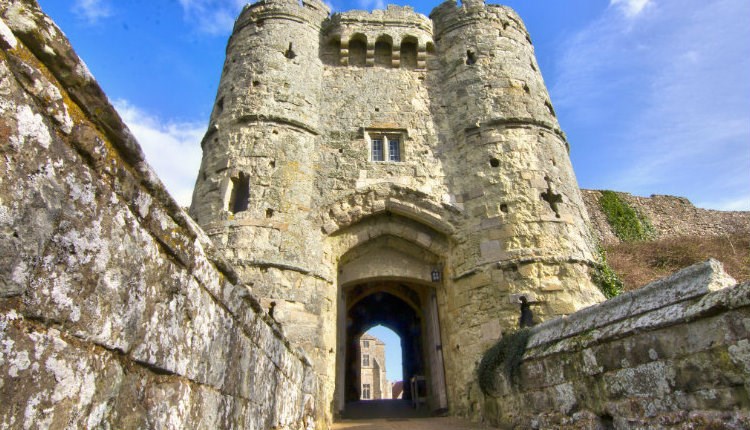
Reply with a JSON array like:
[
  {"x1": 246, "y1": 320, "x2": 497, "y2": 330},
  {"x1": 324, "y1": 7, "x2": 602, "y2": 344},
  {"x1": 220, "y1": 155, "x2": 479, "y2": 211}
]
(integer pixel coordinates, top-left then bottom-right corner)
[
  {"x1": 593, "y1": 191, "x2": 653, "y2": 298},
  {"x1": 598, "y1": 190, "x2": 654, "y2": 242},
  {"x1": 477, "y1": 328, "x2": 531, "y2": 395},
  {"x1": 592, "y1": 246, "x2": 624, "y2": 299}
]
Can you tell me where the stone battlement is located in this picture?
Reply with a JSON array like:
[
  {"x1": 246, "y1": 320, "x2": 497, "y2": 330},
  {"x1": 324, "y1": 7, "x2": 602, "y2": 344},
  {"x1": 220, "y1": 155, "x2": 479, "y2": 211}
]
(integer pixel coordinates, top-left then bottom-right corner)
[
  {"x1": 430, "y1": 0, "x2": 527, "y2": 40},
  {"x1": 324, "y1": 5, "x2": 434, "y2": 68},
  {"x1": 236, "y1": 0, "x2": 330, "y2": 32}
]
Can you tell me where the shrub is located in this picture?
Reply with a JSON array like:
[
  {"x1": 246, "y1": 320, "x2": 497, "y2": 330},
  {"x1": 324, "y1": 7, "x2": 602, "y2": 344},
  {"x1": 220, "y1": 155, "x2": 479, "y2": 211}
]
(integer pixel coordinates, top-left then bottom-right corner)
[{"x1": 477, "y1": 328, "x2": 531, "y2": 395}]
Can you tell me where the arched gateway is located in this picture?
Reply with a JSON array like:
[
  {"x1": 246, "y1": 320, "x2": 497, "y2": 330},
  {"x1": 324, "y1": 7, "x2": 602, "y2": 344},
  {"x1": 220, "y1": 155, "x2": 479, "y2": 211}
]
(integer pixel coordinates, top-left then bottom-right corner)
[
  {"x1": 189, "y1": 0, "x2": 606, "y2": 426},
  {"x1": 331, "y1": 211, "x2": 450, "y2": 413}
]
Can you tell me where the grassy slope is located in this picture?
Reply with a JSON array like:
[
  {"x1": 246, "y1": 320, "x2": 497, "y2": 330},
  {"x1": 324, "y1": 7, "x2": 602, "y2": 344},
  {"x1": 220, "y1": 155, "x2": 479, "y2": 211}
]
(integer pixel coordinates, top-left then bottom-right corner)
[{"x1": 604, "y1": 234, "x2": 750, "y2": 291}]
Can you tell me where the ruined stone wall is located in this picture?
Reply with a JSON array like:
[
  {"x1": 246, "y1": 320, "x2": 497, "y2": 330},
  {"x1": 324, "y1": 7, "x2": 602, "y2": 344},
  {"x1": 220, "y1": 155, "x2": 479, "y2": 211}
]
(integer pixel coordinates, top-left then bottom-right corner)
[
  {"x1": 0, "y1": 2, "x2": 316, "y2": 428},
  {"x1": 582, "y1": 190, "x2": 750, "y2": 245},
  {"x1": 479, "y1": 260, "x2": 750, "y2": 429}
]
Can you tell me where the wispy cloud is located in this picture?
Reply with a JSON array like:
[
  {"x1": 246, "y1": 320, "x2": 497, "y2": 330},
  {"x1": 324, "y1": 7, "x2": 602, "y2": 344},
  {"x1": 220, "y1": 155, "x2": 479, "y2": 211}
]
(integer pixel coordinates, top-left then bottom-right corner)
[
  {"x1": 554, "y1": 0, "x2": 750, "y2": 210},
  {"x1": 697, "y1": 193, "x2": 750, "y2": 212},
  {"x1": 114, "y1": 100, "x2": 204, "y2": 207},
  {"x1": 178, "y1": 0, "x2": 247, "y2": 35},
  {"x1": 73, "y1": 0, "x2": 112, "y2": 24},
  {"x1": 357, "y1": 0, "x2": 386, "y2": 11},
  {"x1": 610, "y1": 0, "x2": 652, "y2": 19}
]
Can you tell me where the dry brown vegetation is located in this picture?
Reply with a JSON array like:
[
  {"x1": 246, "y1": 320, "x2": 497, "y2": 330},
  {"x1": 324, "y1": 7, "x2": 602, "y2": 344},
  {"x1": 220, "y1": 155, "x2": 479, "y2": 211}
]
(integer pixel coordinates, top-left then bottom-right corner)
[{"x1": 604, "y1": 234, "x2": 750, "y2": 291}]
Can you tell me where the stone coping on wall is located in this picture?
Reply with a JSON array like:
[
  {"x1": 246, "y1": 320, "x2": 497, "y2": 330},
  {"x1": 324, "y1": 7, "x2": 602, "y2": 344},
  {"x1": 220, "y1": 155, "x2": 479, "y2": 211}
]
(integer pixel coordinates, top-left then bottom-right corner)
[{"x1": 526, "y1": 259, "x2": 739, "y2": 356}]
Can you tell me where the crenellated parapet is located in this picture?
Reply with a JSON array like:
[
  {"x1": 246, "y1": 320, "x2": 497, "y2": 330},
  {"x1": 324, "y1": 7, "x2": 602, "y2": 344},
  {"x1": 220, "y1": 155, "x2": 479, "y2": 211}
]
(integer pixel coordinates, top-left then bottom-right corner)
[
  {"x1": 431, "y1": 0, "x2": 528, "y2": 41},
  {"x1": 323, "y1": 5, "x2": 433, "y2": 69},
  {"x1": 235, "y1": 0, "x2": 330, "y2": 32}
]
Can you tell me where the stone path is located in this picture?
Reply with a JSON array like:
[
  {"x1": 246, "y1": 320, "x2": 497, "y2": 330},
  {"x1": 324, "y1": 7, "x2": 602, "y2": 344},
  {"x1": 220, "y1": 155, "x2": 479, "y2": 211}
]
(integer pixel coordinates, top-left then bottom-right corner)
[
  {"x1": 332, "y1": 416, "x2": 496, "y2": 430},
  {"x1": 332, "y1": 401, "x2": 496, "y2": 430}
]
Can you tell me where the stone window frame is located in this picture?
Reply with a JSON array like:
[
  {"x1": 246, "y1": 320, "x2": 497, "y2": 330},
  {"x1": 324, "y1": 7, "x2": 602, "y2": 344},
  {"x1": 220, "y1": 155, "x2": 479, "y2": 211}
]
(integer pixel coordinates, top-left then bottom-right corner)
[
  {"x1": 362, "y1": 383, "x2": 371, "y2": 399},
  {"x1": 363, "y1": 340, "x2": 370, "y2": 348},
  {"x1": 363, "y1": 354, "x2": 370, "y2": 367},
  {"x1": 365, "y1": 128, "x2": 406, "y2": 163}
]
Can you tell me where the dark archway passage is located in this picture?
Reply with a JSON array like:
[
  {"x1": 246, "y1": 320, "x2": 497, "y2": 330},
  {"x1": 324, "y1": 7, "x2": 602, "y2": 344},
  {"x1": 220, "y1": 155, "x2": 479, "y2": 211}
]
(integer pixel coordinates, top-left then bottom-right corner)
[{"x1": 345, "y1": 289, "x2": 422, "y2": 404}]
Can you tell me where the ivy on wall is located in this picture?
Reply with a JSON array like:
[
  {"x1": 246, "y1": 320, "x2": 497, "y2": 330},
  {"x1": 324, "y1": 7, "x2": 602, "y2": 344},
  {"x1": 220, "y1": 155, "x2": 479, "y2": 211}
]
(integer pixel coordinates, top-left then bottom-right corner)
[
  {"x1": 477, "y1": 328, "x2": 531, "y2": 395},
  {"x1": 590, "y1": 191, "x2": 655, "y2": 298},
  {"x1": 599, "y1": 190, "x2": 655, "y2": 242},
  {"x1": 592, "y1": 246, "x2": 624, "y2": 298}
]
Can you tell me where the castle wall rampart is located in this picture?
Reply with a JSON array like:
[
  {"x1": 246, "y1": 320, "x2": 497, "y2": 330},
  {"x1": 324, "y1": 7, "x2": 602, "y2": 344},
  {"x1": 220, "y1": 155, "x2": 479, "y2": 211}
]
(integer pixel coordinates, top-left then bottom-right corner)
[
  {"x1": 0, "y1": 2, "x2": 316, "y2": 428},
  {"x1": 237, "y1": 0, "x2": 330, "y2": 31},
  {"x1": 316, "y1": 65, "x2": 447, "y2": 203},
  {"x1": 325, "y1": 6, "x2": 433, "y2": 68},
  {"x1": 582, "y1": 190, "x2": 750, "y2": 245},
  {"x1": 431, "y1": 0, "x2": 555, "y2": 126},
  {"x1": 480, "y1": 260, "x2": 750, "y2": 428}
]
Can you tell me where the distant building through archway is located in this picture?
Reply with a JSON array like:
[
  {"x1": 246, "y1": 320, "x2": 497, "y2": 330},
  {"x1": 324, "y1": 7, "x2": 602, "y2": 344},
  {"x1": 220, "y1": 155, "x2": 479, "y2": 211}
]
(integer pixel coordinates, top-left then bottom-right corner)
[{"x1": 358, "y1": 334, "x2": 390, "y2": 400}]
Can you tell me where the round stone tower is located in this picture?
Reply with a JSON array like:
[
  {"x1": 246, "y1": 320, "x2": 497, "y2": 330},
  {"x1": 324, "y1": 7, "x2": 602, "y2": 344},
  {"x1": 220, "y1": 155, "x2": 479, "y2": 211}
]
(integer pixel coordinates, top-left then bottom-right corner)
[
  {"x1": 429, "y1": 0, "x2": 604, "y2": 413},
  {"x1": 189, "y1": 0, "x2": 336, "y2": 423}
]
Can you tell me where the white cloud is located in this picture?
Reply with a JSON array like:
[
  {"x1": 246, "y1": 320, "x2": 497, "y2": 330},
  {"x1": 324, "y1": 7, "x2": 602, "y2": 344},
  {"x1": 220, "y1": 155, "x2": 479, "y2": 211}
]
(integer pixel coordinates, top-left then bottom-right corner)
[
  {"x1": 610, "y1": 0, "x2": 652, "y2": 18},
  {"x1": 114, "y1": 100, "x2": 205, "y2": 207},
  {"x1": 357, "y1": 0, "x2": 386, "y2": 11},
  {"x1": 73, "y1": 0, "x2": 112, "y2": 24},
  {"x1": 697, "y1": 194, "x2": 750, "y2": 212},
  {"x1": 178, "y1": 0, "x2": 247, "y2": 35},
  {"x1": 554, "y1": 0, "x2": 750, "y2": 211}
]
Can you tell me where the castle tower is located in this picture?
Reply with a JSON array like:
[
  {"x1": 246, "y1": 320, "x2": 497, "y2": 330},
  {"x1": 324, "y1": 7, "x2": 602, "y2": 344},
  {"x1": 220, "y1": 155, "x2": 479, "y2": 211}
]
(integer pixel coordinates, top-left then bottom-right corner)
[
  {"x1": 189, "y1": 0, "x2": 337, "y2": 422},
  {"x1": 429, "y1": 0, "x2": 604, "y2": 412},
  {"x1": 191, "y1": 0, "x2": 604, "y2": 422}
]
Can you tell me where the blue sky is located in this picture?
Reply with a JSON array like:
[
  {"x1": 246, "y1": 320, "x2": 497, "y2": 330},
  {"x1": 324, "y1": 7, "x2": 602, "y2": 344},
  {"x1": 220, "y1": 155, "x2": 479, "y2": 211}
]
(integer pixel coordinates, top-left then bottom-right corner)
[
  {"x1": 366, "y1": 325, "x2": 403, "y2": 382},
  {"x1": 35, "y1": 0, "x2": 749, "y2": 210}
]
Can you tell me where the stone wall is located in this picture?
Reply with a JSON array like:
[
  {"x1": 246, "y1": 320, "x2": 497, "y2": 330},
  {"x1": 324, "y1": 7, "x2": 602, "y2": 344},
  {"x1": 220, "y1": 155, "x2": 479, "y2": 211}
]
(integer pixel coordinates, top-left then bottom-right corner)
[
  {"x1": 0, "y1": 1, "x2": 315, "y2": 428},
  {"x1": 480, "y1": 259, "x2": 750, "y2": 429},
  {"x1": 582, "y1": 190, "x2": 750, "y2": 245}
]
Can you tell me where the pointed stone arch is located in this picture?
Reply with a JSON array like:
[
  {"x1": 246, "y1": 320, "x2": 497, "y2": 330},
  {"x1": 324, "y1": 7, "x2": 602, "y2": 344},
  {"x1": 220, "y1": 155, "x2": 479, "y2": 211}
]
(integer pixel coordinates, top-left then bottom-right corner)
[
  {"x1": 320, "y1": 184, "x2": 460, "y2": 238},
  {"x1": 330, "y1": 204, "x2": 451, "y2": 415}
]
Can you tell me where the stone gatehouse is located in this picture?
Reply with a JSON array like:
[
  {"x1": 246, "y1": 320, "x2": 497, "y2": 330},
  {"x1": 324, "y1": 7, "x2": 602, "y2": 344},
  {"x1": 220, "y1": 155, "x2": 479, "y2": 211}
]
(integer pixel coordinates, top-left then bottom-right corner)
[{"x1": 188, "y1": 0, "x2": 604, "y2": 423}]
